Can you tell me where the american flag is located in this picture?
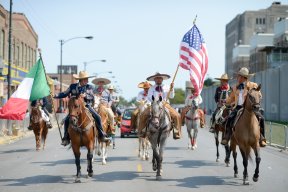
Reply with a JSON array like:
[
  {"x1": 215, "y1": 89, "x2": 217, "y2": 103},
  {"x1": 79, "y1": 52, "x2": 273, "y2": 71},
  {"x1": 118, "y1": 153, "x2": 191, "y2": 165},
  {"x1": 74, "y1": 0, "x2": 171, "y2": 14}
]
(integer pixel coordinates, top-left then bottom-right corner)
[{"x1": 179, "y1": 24, "x2": 208, "y2": 96}]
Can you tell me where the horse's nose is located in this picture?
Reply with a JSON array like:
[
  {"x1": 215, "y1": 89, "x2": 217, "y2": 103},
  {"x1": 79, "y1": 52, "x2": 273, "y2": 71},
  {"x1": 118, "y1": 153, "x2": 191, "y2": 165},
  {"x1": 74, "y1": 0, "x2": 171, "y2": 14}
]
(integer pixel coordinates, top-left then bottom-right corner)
[
  {"x1": 253, "y1": 105, "x2": 260, "y2": 111},
  {"x1": 152, "y1": 118, "x2": 159, "y2": 127}
]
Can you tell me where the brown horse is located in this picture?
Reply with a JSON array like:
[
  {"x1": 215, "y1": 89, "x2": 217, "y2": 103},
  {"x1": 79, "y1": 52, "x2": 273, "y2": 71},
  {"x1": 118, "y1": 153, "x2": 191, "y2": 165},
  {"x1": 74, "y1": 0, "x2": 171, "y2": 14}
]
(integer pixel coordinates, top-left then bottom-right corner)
[
  {"x1": 30, "y1": 107, "x2": 48, "y2": 151},
  {"x1": 229, "y1": 85, "x2": 262, "y2": 185},
  {"x1": 212, "y1": 106, "x2": 231, "y2": 164},
  {"x1": 68, "y1": 96, "x2": 96, "y2": 182},
  {"x1": 95, "y1": 103, "x2": 111, "y2": 165}
]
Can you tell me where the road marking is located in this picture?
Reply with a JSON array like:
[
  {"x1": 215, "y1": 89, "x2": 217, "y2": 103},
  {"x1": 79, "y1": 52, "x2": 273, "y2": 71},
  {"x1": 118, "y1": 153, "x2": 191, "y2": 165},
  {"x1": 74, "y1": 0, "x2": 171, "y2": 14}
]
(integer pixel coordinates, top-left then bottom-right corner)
[{"x1": 137, "y1": 164, "x2": 142, "y2": 172}]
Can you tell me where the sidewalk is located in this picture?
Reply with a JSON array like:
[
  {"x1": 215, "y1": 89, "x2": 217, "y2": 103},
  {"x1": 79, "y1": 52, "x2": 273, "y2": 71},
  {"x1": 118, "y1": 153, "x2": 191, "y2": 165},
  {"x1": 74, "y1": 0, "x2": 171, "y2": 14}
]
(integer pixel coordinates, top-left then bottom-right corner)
[{"x1": 0, "y1": 129, "x2": 34, "y2": 145}]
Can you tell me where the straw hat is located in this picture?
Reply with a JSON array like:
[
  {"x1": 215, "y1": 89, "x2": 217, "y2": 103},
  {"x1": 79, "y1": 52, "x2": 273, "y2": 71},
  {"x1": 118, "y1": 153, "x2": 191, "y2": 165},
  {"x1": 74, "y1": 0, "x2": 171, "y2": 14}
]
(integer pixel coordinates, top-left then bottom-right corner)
[
  {"x1": 92, "y1": 77, "x2": 111, "y2": 85},
  {"x1": 215, "y1": 73, "x2": 231, "y2": 81},
  {"x1": 73, "y1": 71, "x2": 92, "y2": 80},
  {"x1": 108, "y1": 85, "x2": 114, "y2": 90},
  {"x1": 235, "y1": 67, "x2": 254, "y2": 78},
  {"x1": 146, "y1": 72, "x2": 170, "y2": 81},
  {"x1": 138, "y1": 81, "x2": 152, "y2": 89}
]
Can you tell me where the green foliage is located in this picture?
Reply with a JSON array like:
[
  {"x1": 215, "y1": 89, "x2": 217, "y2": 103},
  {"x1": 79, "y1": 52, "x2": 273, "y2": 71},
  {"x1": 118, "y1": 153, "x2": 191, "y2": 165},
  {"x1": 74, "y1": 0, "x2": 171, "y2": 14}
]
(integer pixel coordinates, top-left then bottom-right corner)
[
  {"x1": 204, "y1": 77, "x2": 215, "y2": 87},
  {"x1": 170, "y1": 88, "x2": 185, "y2": 104}
]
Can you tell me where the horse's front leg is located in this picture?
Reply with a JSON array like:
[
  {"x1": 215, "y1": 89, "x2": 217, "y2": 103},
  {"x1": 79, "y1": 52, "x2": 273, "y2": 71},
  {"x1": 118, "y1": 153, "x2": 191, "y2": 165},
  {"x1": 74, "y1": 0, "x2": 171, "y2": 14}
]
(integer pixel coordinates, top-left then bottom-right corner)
[
  {"x1": 240, "y1": 149, "x2": 249, "y2": 185},
  {"x1": 74, "y1": 152, "x2": 81, "y2": 183},
  {"x1": 192, "y1": 126, "x2": 198, "y2": 150},
  {"x1": 87, "y1": 149, "x2": 93, "y2": 177},
  {"x1": 138, "y1": 138, "x2": 141, "y2": 158},
  {"x1": 101, "y1": 142, "x2": 107, "y2": 165},
  {"x1": 224, "y1": 144, "x2": 231, "y2": 166},
  {"x1": 253, "y1": 147, "x2": 261, "y2": 182},
  {"x1": 215, "y1": 131, "x2": 220, "y2": 162}
]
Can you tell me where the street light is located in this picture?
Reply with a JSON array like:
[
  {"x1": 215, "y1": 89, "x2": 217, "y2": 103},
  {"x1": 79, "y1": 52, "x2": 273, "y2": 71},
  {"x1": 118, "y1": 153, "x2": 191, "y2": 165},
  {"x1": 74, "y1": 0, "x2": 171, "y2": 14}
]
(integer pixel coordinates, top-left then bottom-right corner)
[
  {"x1": 58, "y1": 36, "x2": 93, "y2": 112},
  {"x1": 93, "y1": 71, "x2": 112, "y2": 77},
  {"x1": 83, "y1": 59, "x2": 106, "y2": 71}
]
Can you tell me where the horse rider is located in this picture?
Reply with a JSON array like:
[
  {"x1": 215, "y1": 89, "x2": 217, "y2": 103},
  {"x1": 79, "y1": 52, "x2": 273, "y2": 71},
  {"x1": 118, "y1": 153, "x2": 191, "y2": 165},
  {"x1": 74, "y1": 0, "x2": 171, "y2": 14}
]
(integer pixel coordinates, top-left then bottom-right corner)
[
  {"x1": 209, "y1": 73, "x2": 232, "y2": 133},
  {"x1": 28, "y1": 97, "x2": 52, "y2": 130},
  {"x1": 92, "y1": 77, "x2": 115, "y2": 130},
  {"x1": 221, "y1": 67, "x2": 267, "y2": 147},
  {"x1": 181, "y1": 86, "x2": 203, "y2": 125},
  {"x1": 131, "y1": 81, "x2": 152, "y2": 131},
  {"x1": 54, "y1": 71, "x2": 110, "y2": 146},
  {"x1": 139, "y1": 72, "x2": 182, "y2": 139},
  {"x1": 107, "y1": 85, "x2": 121, "y2": 115}
]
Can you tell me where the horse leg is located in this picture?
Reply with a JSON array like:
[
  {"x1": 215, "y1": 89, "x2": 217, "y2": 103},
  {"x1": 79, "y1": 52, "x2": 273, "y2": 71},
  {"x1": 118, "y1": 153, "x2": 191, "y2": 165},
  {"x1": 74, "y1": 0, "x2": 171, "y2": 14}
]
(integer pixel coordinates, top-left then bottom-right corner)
[
  {"x1": 224, "y1": 144, "x2": 231, "y2": 166},
  {"x1": 152, "y1": 148, "x2": 157, "y2": 171},
  {"x1": 74, "y1": 152, "x2": 81, "y2": 183},
  {"x1": 192, "y1": 127, "x2": 198, "y2": 150},
  {"x1": 42, "y1": 123, "x2": 48, "y2": 150},
  {"x1": 101, "y1": 142, "x2": 107, "y2": 165},
  {"x1": 34, "y1": 129, "x2": 41, "y2": 151},
  {"x1": 240, "y1": 149, "x2": 249, "y2": 185},
  {"x1": 187, "y1": 126, "x2": 192, "y2": 149},
  {"x1": 253, "y1": 147, "x2": 261, "y2": 182},
  {"x1": 138, "y1": 138, "x2": 141, "y2": 158},
  {"x1": 232, "y1": 147, "x2": 238, "y2": 177},
  {"x1": 145, "y1": 139, "x2": 150, "y2": 160},
  {"x1": 215, "y1": 131, "x2": 220, "y2": 162},
  {"x1": 87, "y1": 149, "x2": 93, "y2": 177}
]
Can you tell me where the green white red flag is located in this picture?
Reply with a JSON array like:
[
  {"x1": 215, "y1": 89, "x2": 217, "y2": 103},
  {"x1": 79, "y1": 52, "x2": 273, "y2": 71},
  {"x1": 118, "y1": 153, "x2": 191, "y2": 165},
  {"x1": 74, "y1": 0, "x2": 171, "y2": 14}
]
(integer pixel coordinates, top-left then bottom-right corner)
[{"x1": 0, "y1": 59, "x2": 50, "y2": 120}]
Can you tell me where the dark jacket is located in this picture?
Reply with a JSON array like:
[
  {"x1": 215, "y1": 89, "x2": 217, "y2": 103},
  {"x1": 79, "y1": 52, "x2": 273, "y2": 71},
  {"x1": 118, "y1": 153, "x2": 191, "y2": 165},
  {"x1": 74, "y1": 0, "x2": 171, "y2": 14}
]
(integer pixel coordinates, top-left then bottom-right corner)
[
  {"x1": 214, "y1": 86, "x2": 232, "y2": 104},
  {"x1": 54, "y1": 83, "x2": 94, "y2": 105}
]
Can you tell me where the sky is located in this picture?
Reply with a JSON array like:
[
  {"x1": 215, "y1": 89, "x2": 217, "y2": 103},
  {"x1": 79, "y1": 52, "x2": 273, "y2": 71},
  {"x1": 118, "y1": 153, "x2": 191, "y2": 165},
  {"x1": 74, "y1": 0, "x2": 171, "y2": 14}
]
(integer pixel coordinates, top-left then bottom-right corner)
[{"x1": 0, "y1": 0, "x2": 283, "y2": 100}]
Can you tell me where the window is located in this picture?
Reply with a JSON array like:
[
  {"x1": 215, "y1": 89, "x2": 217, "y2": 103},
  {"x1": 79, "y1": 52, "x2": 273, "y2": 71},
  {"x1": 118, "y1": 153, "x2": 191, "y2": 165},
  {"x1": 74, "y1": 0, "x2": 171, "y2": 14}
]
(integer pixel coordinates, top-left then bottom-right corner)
[
  {"x1": 0, "y1": 30, "x2": 5, "y2": 59},
  {"x1": 256, "y1": 18, "x2": 258, "y2": 24},
  {"x1": 263, "y1": 18, "x2": 265, "y2": 25}
]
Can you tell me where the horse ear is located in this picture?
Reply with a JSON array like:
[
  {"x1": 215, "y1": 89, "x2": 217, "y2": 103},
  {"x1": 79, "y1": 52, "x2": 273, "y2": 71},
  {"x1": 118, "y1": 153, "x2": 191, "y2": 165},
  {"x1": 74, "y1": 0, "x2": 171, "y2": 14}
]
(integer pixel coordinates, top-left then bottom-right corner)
[
  {"x1": 256, "y1": 84, "x2": 261, "y2": 91},
  {"x1": 152, "y1": 95, "x2": 155, "y2": 101},
  {"x1": 159, "y1": 96, "x2": 162, "y2": 102}
]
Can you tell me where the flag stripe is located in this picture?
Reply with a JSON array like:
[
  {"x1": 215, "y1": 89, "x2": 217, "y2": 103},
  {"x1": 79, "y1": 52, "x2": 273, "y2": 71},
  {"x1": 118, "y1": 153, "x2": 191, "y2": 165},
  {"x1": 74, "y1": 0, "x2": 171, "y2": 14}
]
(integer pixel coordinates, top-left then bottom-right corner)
[
  {"x1": 179, "y1": 25, "x2": 208, "y2": 96},
  {"x1": 0, "y1": 97, "x2": 29, "y2": 120},
  {"x1": 11, "y1": 78, "x2": 34, "y2": 99}
]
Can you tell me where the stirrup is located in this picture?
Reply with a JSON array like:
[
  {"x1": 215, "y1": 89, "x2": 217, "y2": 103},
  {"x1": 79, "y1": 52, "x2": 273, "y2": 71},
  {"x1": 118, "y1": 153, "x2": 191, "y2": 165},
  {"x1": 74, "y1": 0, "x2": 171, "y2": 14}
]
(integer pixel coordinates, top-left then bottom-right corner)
[{"x1": 260, "y1": 139, "x2": 267, "y2": 147}]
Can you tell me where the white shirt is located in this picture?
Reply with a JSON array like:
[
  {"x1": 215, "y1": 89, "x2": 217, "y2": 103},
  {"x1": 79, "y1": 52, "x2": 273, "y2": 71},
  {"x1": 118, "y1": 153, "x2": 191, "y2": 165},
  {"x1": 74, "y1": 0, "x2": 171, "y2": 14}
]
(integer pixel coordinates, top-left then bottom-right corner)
[
  {"x1": 137, "y1": 90, "x2": 149, "y2": 102},
  {"x1": 185, "y1": 94, "x2": 203, "y2": 107},
  {"x1": 147, "y1": 84, "x2": 174, "y2": 102},
  {"x1": 238, "y1": 90, "x2": 244, "y2": 106}
]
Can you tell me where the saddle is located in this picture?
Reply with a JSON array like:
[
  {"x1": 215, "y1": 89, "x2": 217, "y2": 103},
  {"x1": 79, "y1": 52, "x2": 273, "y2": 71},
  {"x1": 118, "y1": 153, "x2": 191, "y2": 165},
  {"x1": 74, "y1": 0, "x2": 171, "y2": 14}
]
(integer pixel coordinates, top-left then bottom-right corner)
[{"x1": 215, "y1": 105, "x2": 226, "y2": 125}]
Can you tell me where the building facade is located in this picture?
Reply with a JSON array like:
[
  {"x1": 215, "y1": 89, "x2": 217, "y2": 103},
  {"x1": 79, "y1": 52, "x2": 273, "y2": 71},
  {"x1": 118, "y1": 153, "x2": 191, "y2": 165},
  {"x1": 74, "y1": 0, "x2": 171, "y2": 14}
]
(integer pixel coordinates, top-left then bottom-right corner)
[{"x1": 225, "y1": 2, "x2": 288, "y2": 77}]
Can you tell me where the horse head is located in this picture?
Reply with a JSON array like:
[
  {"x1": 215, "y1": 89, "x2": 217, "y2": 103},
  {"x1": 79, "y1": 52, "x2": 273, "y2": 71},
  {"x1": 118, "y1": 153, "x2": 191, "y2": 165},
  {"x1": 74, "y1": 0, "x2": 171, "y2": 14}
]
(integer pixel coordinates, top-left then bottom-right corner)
[
  {"x1": 68, "y1": 95, "x2": 85, "y2": 127},
  {"x1": 31, "y1": 106, "x2": 42, "y2": 124},
  {"x1": 246, "y1": 84, "x2": 262, "y2": 112},
  {"x1": 150, "y1": 95, "x2": 165, "y2": 127}
]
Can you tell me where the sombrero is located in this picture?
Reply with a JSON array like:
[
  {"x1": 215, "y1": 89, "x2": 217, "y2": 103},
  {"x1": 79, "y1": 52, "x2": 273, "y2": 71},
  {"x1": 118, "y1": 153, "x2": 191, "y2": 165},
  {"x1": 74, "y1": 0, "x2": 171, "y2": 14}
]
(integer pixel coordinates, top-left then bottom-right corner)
[
  {"x1": 73, "y1": 71, "x2": 93, "y2": 80},
  {"x1": 215, "y1": 73, "x2": 231, "y2": 81},
  {"x1": 107, "y1": 85, "x2": 114, "y2": 90},
  {"x1": 92, "y1": 77, "x2": 111, "y2": 85},
  {"x1": 138, "y1": 81, "x2": 152, "y2": 89},
  {"x1": 146, "y1": 72, "x2": 170, "y2": 81},
  {"x1": 234, "y1": 67, "x2": 254, "y2": 78}
]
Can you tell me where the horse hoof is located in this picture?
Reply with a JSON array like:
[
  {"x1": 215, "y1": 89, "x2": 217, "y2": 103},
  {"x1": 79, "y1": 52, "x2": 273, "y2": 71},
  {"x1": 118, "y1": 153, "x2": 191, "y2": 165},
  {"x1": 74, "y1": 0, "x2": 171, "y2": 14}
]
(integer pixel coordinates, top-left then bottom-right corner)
[
  {"x1": 156, "y1": 175, "x2": 162, "y2": 180},
  {"x1": 226, "y1": 163, "x2": 230, "y2": 167},
  {"x1": 192, "y1": 146, "x2": 196, "y2": 150},
  {"x1": 253, "y1": 176, "x2": 258, "y2": 182},
  {"x1": 74, "y1": 178, "x2": 81, "y2": 183},
  {"x1": 216, "y1": 158, "x2": 220, "y2": 162},
  {"x1": 141, "y1": 156, "x2": 145, "y2": 161},
  {"x1": 145, "y1": 156, "x2": 149, "y2": 161},
  {"x1": 97, "y1": 152, "x2": 101, "y2": 156},
  {"x1": 243, "y1": 180, "x2": 249, "y2": 185},
  {"x1": 88, "y1": 172, "x2": 93, "y2": 177},
  {"x1": 102, "y1": 161, "x2": 107, "y2": 165},
  {"x1": 234, "y1": 174, "x2": 238, "y2": 178}
]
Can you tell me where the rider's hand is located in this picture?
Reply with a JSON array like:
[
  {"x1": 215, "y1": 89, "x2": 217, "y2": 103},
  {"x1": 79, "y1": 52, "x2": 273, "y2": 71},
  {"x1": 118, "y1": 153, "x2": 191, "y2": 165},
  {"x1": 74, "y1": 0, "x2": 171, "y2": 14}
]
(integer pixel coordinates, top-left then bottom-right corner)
[
  {"x1": 170, "y1": 83, "x2": 174, "y2": 89},
  {"x1": 80, "y1": 93, "x2": 86, "y2": 98}
]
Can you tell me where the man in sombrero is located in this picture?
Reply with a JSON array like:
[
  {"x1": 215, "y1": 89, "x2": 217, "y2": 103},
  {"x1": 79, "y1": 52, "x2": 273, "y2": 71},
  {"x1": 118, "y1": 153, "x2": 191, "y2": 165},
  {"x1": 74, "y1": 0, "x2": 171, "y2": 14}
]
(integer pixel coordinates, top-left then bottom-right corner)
[
  {"x1": 221, "y1": 67, "x2": 267, "y2": 147},
  {"x1": 209, "y1": 73, "x2": 232, "y2": 133},
  {"x1": 131, "y1": 81, "x2": 152, "y2": 131},
  {"x1": 54, "y1": 71, "x2": 110, "y2": 146},
  {"x1": 92, "y1": 77, "x2": 115, "y2": 130},
  {"x1": 139, "y1": 72, "x2": 182, "y2": 139}
]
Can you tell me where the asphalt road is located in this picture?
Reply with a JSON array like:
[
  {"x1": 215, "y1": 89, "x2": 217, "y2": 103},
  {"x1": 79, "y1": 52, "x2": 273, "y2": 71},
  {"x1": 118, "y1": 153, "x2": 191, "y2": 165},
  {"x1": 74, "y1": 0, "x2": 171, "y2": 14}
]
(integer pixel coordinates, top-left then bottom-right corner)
[{"x1": 0, "y1": 126, "x2": 287, "y2": 192}]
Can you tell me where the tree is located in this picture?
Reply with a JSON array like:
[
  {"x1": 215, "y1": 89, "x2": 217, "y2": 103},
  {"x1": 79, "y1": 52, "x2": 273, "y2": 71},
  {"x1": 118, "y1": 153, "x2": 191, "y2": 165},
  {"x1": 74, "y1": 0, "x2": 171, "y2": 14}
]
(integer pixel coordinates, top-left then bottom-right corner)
[
  {"x1": 204, "y1": 77, "x2": 215, "y2": 87},
  {"x1": 170, "y1": 88, "x2": 185, "y2": 104}
]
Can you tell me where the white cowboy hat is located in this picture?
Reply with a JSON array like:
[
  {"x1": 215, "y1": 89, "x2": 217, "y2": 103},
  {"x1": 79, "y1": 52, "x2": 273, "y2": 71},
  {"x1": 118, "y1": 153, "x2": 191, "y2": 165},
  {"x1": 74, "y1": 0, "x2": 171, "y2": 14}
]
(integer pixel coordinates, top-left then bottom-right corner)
[
  {"x1": 215, "y1": 73, "x2": 231, "y2": 81},
  {"x1": 235, "y1": 67, "x2": 255, "y2": 78},
  {"x1": 107, "y1": 85, "x2": 114, "y2": 90},
  {"x1": 146, "y1": 72, "x2": 170, "y2": 81},
  {"x1": 138, "y1": 81, "x2": 152, "y2": 89},
  {"x1": 92, "y1": 77, "x2": 111, "y2": 85},
  {"x1": 73, "y1": 71, "x2": 92, "y2": 80}
]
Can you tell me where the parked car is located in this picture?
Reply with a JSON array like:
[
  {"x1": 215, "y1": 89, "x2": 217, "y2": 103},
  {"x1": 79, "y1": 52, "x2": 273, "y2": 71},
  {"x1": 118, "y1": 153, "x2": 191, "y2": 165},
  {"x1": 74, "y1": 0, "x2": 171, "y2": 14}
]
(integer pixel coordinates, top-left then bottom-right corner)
[{"x1": 120, "y1": 107, "x2": 137, "y2": 138}]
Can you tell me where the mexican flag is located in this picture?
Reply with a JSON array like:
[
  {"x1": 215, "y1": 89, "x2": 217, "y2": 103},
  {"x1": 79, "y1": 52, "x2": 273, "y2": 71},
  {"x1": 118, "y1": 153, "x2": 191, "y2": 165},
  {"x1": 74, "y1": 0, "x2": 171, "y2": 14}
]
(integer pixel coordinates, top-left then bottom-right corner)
[{"x1": 0, "y1": 59, "x2": 50, "y2": 120}]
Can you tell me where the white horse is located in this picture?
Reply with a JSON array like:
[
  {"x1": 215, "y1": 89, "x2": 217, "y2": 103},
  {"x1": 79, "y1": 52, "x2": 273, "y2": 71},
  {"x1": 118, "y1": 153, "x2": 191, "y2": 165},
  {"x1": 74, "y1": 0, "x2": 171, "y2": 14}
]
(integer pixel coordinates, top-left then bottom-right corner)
[
  {"x1": 137, "y1": 100, "x2": 151, "y2": 161},
  {"x1": 147, "y1": 96, "x2": 171, "y2": 180},
  {"x1": 185, "y1": 100, "x2": 201, "y2": 150}
]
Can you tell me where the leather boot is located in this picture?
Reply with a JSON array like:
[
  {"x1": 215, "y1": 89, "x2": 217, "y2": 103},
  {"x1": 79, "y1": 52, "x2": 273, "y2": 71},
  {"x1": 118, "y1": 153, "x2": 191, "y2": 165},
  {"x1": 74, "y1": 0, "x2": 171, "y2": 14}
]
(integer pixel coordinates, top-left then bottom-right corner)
[{"x1": 61, "y1": 119, "x2": 70, "y2": 146}]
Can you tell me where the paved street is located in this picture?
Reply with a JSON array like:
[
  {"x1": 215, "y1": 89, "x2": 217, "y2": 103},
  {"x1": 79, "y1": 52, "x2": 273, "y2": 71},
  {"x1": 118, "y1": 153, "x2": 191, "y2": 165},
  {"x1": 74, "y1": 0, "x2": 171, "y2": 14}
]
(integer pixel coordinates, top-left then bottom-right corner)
[{"x1": 0, "y1": 126, "x2": 287, "y2": 192}]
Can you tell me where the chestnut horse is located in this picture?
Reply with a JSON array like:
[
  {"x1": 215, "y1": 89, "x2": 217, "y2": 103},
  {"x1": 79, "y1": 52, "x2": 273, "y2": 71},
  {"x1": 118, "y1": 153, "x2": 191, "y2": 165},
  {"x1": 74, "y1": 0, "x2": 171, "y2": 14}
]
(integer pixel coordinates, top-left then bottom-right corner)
[
  {"x1": 229, "y1": 85, "x2": 262, "y2": 185},
  {"x1": 30, "y1": 107, "x2": 48, "y2": 151},
  {"x1": 68, "y1": 96, "x2": 96, "y2": 182},
  {"x1": 213, "y1": 106, "x2": 231, "y2": 164}
]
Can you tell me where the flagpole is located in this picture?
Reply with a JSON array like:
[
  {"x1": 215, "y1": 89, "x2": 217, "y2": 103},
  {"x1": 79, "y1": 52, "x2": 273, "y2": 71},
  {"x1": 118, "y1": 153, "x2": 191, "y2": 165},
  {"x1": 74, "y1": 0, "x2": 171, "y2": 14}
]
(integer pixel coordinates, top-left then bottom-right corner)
[
  {"x1": 38, "y1": 49, "x2": 63, "y2": 140},
  {"x1": 165, "y1": 64, "x2": 180, "y2": 103}
]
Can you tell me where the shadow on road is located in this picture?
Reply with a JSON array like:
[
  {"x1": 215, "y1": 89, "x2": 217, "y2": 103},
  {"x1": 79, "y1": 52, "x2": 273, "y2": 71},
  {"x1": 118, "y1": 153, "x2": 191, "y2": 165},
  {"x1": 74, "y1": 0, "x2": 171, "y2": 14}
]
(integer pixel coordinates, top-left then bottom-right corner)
[
  {"x1": 172, "y1": 159, "x2": 218, "y2": 168},
  {"x1": 0, "y1": 148, "x2": 32, "y2": 154},
  {"x1": 0, "y1": 175, "x2": 65, "y2": 186},
  {"x1": 93, "y1": 171, "x2": 138, "y2": 182}
]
